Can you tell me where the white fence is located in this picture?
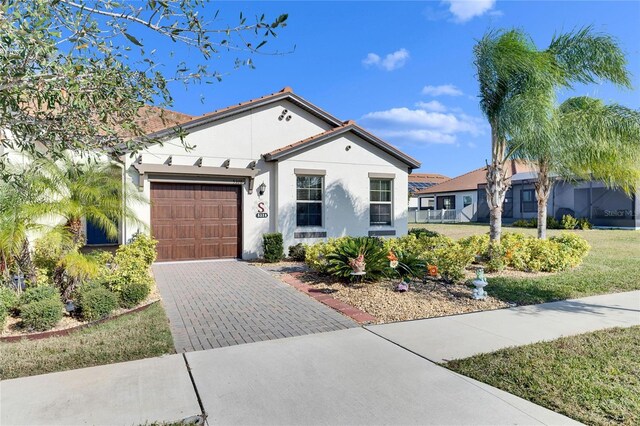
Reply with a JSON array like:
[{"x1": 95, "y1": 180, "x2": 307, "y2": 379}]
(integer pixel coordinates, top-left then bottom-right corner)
[
  {"x1": 409, "y1": 209, "x2": 460, "y2": 223},
  {"x1": 409, "y1": 204, "x2": 477, "y2": 224}
]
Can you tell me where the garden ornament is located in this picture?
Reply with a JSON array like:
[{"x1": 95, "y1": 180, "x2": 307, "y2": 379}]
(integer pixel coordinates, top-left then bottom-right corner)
[
  {"x1": 395, "y1": 277, "x2": 410, "y2": 292},
  {"x1": 472, "y1": 268, "x2": 488, "y2": 300},
  {"x1": 349, "y1": 253, "x2": 366, "y2": 274},
  {"x1": 387, "y1": 251, "x2": 399, "y2": 269}
]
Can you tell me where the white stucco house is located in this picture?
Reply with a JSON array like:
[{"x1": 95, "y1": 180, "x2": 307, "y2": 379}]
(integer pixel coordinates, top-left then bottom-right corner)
[{"x1": 115, "y1": 88, "x2": 420, "y2": 261}]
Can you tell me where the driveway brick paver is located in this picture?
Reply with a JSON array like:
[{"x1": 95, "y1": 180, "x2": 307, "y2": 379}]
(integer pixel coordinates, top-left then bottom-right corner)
[{"x1": 153, "y1": 260, "x2": 356, "y2": 352}]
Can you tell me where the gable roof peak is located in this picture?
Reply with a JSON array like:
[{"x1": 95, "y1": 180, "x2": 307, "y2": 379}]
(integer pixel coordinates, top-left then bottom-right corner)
[{"x1": 280, "y1": 86, "x2": 293, "y2": 93}]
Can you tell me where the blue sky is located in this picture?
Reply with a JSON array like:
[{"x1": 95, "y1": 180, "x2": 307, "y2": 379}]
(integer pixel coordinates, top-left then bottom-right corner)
[{"x1": 157, "y1": 1, "x2": 640, "y2": 177}]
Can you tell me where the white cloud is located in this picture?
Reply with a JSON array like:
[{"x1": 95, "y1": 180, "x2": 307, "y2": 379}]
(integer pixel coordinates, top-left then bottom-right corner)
[
  {"x1": 362, "y1": 48, "x2": 410, "y2": 71},
  {"x1": 361, "y1": 106, "x2": 486, "y2": 145},
  {"x1": 421, "y1": 84, "x2": 463, "y2": 97},
  {"x1": 444, "y1": 0, "x2": 496, "y2": 23},
  {"x1": 415, "y1": 100, "x2": 447, "y2": 112}
]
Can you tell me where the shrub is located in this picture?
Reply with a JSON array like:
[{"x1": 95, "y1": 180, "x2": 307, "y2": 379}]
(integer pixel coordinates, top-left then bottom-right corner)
[
  {"x1": 547, "y1": 216, "x2": 562, "y2": 229},
  {"x1": 561, "y1": 214, "x2": 578, "y2": 230},
  {"x1": 0, "y1": 305, "x2": 7, "y2": 327},
  {"x1": 20, "y1": 298, "x2": 64, "y2": 331},
  {"x1": 288, "y1": 243, "x2": 306, "y2": 261},
  {"x1": 118, "y1": 277, "x2": 153, "y2": 308},
  {"x1": 77, "y1": 283, "x2": 118, "y2": 321},
  {"x1": 305, "y1": 237, "x2": 349, "y2": 273},
  {"x1": 458, "y1": 234, "x2": 490, "y2": 258},
  {"x1": 408, "y1": 228, "x2": 440, "y2": 238},
  {"x1": 577, "y1": 218, "x2": 593, "y2": 230},
  {"x1": 551, "y1": 232, "x2": 591, "y2": 267},
  {"x1": 512, "y1": 219, "x2": 536, "y2": 228},
  {"x1": 119, "y1": 233, "x2": 157, "y2": 267},
  {"x1": 19, "y1": 285, "x2": 59, "y2": 306},
  {"x1": 33, "y1": 230, "x2": 78, "y2": 273},
  {"x1": 432, "y1": 243, "x2": 475, "y2": 283},
  {"x1": 485, "y1": 242, "x2": 507, "y2": 273},
  {"x1": 384, "y1": 234, "x2": 454, "y2": 265},
  {"x1": 0, "y1": 286, "x2": 19, "y2": 313},
  {"x1": 262, "y1": 233, "x2": 284, "y2": 263},
  {"x1": 326, "y1": 237, "x2": 388, "y2": 282}
]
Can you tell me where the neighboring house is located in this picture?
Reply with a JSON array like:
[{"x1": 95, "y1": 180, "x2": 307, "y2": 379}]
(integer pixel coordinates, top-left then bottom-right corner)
[
  {"x1": 407, "y1": 173, "x2": 450, "y2": 212},
  {"x1": 477, "y1": 172, "x2": 640, "y2": 229},
  {"x1": 414, "y1": 161, "x2": 639, "y2": 229},
  {"x1": 413, "y1": 161, "x2": 530, "y2": 223},
  {"x1": 119, "y1": 87, "x2": 421, "y2": 261}
]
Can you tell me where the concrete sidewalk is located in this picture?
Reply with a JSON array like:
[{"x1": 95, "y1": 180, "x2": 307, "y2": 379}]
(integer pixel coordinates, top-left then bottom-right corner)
[
  {"x1": 367, "y1": 290, "x2": 640, "y2": 362},
  {"x1": 3, "y1": 291, "x2": 637, "y2": 425}
]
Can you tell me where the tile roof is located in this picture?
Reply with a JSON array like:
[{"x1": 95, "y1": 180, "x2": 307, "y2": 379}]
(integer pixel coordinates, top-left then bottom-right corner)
[
  {"x1": 263, "y1": 121, "x2": 421, "y2": 169},
  {"x1": 131, "y1": 106, "x2": 194, "y2": 135},
  {"x1": 415, "y1": 160, "x2": 533, "y2": 195},
  {"x1": 409, "y1": 173, "x2": 450, "y2": 184}
]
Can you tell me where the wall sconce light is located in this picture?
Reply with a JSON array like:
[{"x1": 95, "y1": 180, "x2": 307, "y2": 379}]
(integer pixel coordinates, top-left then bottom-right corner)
[
  {"x1": 257, "y1": 182, "x2": 266, "y2": 196},
  {"x1": 345, "y1": 145, "x2": 352, "y2": 151}
]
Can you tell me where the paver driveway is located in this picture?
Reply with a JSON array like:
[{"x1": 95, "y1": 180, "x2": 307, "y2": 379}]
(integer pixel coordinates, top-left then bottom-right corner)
[{"x1": 153, "y1": 260, "x2": 356, "y2": 352}]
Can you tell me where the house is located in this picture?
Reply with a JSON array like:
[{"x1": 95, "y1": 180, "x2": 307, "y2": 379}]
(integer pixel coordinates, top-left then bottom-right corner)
[
  {"x1": 476, "y1": 172, "x2": 640, "y2": 229},
  {"x1": 412, "y1": 161, "x2": 531, "y2": 223},
  {"x1": 118, "y1": 88, "x2": 421, "y2": 261},
  {"x1": 407, "y1": 173, "x2": 450, "y2": 212},
  {"x1": 415, "y1": 162, "x2": 639, "y2": 229}
]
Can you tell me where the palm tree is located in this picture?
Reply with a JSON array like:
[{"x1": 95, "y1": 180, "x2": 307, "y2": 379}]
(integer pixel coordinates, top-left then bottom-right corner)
[
  {"x1": 474, "y1": 27, "x2": 631, "y2": 244},
  {"x1": 513, "y1": 97, "x2": 640, "y2": 239},
  {"x1": 33, "y1": 154, "x2": 147, "y2": 244},
  {"x1": 0, "y1": 169, "x2": 53, "y2": 286}
]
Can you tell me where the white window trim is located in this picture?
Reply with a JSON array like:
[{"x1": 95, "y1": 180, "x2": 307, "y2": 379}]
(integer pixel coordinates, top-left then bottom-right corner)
[
  {"x1": 370, "y1": 178, "x2": 394, "y2": 227},
  {"x1": 295, "y1": 174, "x2": 324, "y2": 228}
]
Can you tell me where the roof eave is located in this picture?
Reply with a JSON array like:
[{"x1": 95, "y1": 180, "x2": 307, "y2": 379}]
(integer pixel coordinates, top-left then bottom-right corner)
[{"x1": 264, "y1": 125, "x2": 421, "y2": 169}]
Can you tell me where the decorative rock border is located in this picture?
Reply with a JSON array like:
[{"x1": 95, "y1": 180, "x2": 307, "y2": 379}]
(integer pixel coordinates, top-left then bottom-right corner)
[
  {"x1": 280, "y1": 273, "x2": 377, "y2": 324},
  {"x1": 0, "y1": 300, "x2": 160, "y2": 343}
]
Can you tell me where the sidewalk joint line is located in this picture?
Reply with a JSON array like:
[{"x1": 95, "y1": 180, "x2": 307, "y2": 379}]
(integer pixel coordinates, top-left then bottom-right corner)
[
  {"x1": 182, "y1": 353, "x2": 208, "y2": 424},
  {"x1": 362, "y1": 327, "x2": 546, "y2": 423}
]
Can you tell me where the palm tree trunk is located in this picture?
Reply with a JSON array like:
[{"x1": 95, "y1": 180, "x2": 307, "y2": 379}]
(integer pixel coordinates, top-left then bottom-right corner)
[
  {"x1": 66, "y1": 217, "x2": 84, "y2": 245},
  {"x1": 487, "y1": 122, "x2": 510, "y2": 244},
  {"x1": 535, "y1": 162, "x2": 554, "y2": 239},
  {"x1": 15, "y1": 239, "x2": 36, "y2": 285}
]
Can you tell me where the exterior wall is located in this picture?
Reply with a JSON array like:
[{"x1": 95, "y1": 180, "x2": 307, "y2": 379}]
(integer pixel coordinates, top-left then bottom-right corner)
[
  {"x1": 124, "y1": 99, "x2": 412, "y2": 259},
  {"x1": 275, "y1": 132, "x2": 409, "y2": 251}
]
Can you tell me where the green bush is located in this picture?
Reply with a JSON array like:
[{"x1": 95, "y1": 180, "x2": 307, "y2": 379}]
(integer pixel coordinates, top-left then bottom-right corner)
[
  {"x1": 305, "y1": 237, "x2": 349, "y2": 273},
  {"x1": 327, "y1": 237, "x2": 388, "y2": 282},
  {"x1": 561, "y1": 215, "x2": 579, "y2": 230},
  {"x1": 117, "y1": 277, "x2": 153, "y2": 308},
  {"x1": 19, "y1": 285, "x2": 59, "y2": 306},
  {"x1": 551, "y1": 232, "x2": 591, "y2": 267},
  {"x1": 432, "y1": 243, "x2": 475, "y2": 283},
  {"x1": 408, "y1": 228, "x2": 440, "y2": 238},
  {"x1": 0, "y1": 305, "x2": 7, "y2": 327},
  {"x1": 384, "y1": 234, "x2": 454, "y2": 264},
  {"x1": 33, "y1": 230, "x2": 78, "y2": 273},
  {"x1": 458, "y1": 234, "x2": 490, "y2": 258},
  {"x1": 512, "y1": 219, "x2": 536, "y2": 228},
  {"x1": 77, "y1": 283, "x2": 118, "y2": 321},
  {"x1": 547, "y1": 216, "x2": 562, "y2": 229},
  {"x1": 0, "y1": 286, "x2": 19, "y2": 313},
  {"x1": 288, "y1": 243, "x2": 307, "y2": 261},
  {"x1": 485, "y1": 242, "x2": 507, "y2": 273},
  {"x1": 262, "y1": 233, "x2": 284, "y2": 263},
  {"x1": 577, "y1": 218, "x2": 593, "y2": 230},
  {"x1": 20, "y1": 298, "x2": 64, "y2": 331},
  {"x1": 119, "y1": 233, "x2": 157, "y2": 267}
]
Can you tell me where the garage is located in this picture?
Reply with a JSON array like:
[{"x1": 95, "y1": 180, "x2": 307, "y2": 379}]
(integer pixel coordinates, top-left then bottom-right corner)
[{"x1": 150, "y1": 182, "x2": 242, "y2": 261}]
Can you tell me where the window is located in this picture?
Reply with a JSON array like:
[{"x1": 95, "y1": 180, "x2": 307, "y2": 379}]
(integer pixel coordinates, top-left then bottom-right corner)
[
  {"x1": 370, "y1": 179, "x2": 392, "y2": 226},
  {"x1": 419, "y1": 197, "x2": 434, "y2": 210},
  {"x1": 437, "y1": 195, "x2": 456, "y2": 210},
  {"x1": 521, "y1": 189, "x2": 536, "y2": 213},
  {"x1": 463, "y1": 196, "x2": 473, "y2": 207},
  {"x1": 296, "y1": 176, "x2": 323, "y2": 227}
]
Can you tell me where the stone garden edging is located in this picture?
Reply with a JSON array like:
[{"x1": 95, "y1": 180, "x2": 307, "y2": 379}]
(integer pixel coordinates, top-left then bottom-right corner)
[
  {"x1": 0, "y1": 299, "x2": 160, "y2": 343},
  {"x1": 280, "y1": 272, "x2": 377, "y2": 324}
]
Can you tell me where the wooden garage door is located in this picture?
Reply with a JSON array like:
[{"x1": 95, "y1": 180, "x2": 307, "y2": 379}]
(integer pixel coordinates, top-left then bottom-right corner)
[{"x1": 151, "y1": 183, "x2": 241, "y2": 261}]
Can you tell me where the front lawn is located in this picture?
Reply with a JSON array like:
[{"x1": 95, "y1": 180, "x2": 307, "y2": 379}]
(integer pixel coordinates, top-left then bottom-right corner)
[
  {"x1": 446, "y1": 326, "x2": 640, "y2": 425},
  {"x1": 0, "y1": 302, "x2": 175, "y2": 380},
  {"x1": 411, "y1": 224, "x2": 640, "y2": 304}
]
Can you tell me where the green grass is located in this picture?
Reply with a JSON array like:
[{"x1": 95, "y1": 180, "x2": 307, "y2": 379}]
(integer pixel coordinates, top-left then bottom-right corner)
[
  {"x1": 411, "y1": 223, "x2": 640, "y2": 304},
  {"x1": 446, "y1": 326, "x2": 640, "y2": 425},
  {"x1": 0, "y1": 302, "x2": 175, "y2": 380}
]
